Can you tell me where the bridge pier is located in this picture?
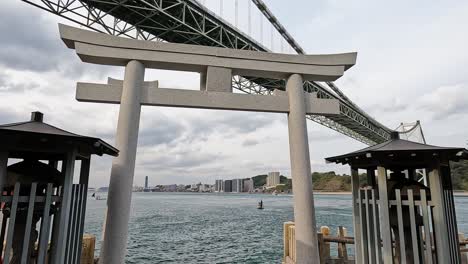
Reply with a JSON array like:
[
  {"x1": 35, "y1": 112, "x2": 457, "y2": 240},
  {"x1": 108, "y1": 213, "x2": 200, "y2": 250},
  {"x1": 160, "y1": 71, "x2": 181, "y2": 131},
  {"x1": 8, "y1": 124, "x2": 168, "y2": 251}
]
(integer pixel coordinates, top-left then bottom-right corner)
[
  {"x1": 287, "y1": 74, "x2": 320, "y2": 263},
  {"x1": 99, "y1": 60, "x2": 145, "y2": 264}
]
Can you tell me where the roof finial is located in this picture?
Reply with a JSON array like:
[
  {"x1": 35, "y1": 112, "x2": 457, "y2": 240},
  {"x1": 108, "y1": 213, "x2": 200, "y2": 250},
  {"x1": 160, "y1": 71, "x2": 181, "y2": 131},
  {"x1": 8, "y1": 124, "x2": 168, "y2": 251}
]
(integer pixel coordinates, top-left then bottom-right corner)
[{"x1": 31, "y1": 111, "x2": 44, "y2": 122}]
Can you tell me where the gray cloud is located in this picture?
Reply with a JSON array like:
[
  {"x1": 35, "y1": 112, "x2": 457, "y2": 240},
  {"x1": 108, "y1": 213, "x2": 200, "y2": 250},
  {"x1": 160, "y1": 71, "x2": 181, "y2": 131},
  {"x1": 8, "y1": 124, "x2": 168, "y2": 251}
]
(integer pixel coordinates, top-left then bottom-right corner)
[
  {"x1": 242, "y1": 139, "x2": 260, "y2": 147},
  {"x1": 0, "y1": 2, "x2": 112, "y2": 79},
  {"x1": 416, "y1": 83, "x2": 468, "y2": 120},
  {"x1": 138, "y1": 116, "x2": 185, "y2": 147},
  {"x1": 139, "y1": 149, "x2": 226, "y2": 169},
  {"x1": 0, "y1": 72, "x2": 40, "y2": 93}
]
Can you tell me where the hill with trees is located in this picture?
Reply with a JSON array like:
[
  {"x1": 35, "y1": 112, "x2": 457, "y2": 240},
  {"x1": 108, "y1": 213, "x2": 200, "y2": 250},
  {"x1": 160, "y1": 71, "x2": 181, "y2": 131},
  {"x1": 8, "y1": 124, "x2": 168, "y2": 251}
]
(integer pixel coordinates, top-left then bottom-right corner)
[{"x1": 247, "y1": 161, "x2": 468, "y2": 192}]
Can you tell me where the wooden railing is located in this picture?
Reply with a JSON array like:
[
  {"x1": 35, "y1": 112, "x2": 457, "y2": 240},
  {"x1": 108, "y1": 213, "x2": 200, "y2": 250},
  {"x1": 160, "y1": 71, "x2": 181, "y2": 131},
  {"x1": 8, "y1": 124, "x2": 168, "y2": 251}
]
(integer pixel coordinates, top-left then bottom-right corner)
[{"x1": 283, "y1": 222, "x2": 468, "y2": 264}]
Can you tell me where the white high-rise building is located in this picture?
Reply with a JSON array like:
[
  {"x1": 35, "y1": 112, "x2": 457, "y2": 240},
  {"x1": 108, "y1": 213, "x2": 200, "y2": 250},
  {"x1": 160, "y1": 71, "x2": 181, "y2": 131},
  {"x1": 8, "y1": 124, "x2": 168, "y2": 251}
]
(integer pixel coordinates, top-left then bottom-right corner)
[
  {"x1": 267, "y1": 172, "x2": 280, "y2": 187},
  {"x1": 232, "y1": 179, "x2": 243, "y2": 193},
  {"x1": 215, "y1": 179, "x2": 224, "y2": 192},
  {"x1": 243, "y1": 178, "x2": 254, "y2": 193}
]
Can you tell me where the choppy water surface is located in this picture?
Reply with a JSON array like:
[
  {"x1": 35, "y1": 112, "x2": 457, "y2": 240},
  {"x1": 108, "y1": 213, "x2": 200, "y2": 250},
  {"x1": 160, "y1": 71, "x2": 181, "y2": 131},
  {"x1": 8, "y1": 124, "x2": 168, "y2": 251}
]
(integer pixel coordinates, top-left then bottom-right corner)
[{"x1": 84, "y1": 193, "x2": 468, "y2": 263}]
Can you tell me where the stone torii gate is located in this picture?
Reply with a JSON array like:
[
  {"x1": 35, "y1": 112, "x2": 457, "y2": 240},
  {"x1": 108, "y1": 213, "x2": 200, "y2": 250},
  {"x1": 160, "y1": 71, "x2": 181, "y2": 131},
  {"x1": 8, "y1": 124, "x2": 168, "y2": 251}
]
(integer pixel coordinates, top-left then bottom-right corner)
[{"x1": 59, "y1": 24, "x2": 357, "y2": 264}]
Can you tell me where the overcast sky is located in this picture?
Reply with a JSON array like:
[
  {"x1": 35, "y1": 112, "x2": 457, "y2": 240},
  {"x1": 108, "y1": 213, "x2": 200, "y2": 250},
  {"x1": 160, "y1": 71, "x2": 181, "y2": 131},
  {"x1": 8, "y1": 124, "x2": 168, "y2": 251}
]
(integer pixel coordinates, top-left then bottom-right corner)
[{"x1": 1, "y1": 0, "x2": 467, "y2": 187}]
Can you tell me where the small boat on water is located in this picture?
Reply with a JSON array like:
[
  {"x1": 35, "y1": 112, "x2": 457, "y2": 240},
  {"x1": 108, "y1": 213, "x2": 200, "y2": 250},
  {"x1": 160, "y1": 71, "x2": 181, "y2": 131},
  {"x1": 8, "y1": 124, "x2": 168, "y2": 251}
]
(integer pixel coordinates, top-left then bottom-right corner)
[
  {"x1": 257, "y1": 200, "x2": 264, "y2": 210},
  {"x1": 92, "y1": 192, "x2": 107, "y2": 200}
]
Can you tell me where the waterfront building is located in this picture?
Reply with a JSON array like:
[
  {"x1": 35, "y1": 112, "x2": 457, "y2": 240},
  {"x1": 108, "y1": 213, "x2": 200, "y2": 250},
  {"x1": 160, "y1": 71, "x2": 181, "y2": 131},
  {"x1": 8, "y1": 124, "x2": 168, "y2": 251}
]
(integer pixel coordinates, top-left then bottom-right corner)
[
  {"x1": 267, "y1": 172, "x2": 280, "y2": 187},
  {"x1": 165, "y1": 184, "x2": 177, "y2": 192},
  {"x1": 223, "y1": 180, "x2": 232, "y2": 193},
  {"x1": 215, "y1": 179, "x2": 224, "y2": 192},
  {"x1": 232, "y1": 179, "x2": 243, "y2": 193},
  {"x1": 144, "y1": 176, "x2": 150, "y2": 192},
  {"x1": 243, "y1": 178, "x2": 254, "y2": 193}
]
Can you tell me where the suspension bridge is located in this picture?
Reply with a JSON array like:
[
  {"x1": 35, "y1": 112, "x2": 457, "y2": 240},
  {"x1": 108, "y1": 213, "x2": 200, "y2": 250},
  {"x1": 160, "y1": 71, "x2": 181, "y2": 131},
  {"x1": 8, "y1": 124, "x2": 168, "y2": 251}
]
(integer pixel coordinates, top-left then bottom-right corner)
[
  {"x1": 1, "y1": 1, "x2": 439, "y2": 263},
  {"x1": 19, "y1": 0, "x2": 427, "y2": 146}
]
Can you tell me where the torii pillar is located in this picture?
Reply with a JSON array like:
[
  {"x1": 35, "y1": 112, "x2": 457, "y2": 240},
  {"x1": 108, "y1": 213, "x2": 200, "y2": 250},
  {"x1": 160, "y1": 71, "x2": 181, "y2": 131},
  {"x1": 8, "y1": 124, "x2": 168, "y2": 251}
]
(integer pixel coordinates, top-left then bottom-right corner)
[
  {"x1": 99, "y1": 60, "x2": 145, "y2": 263},
  {"x1": 287, "y1": 74, "x2": 320, "y2": 263},
  {"x1": 58, "y1": 23, "x2": 357, "y2": 264}
]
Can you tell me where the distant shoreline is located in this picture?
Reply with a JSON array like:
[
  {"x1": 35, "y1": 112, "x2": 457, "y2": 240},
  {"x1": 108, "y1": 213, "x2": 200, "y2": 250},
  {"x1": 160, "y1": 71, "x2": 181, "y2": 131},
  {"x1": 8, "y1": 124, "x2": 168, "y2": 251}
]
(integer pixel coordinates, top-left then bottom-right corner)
[{"x1": 314, "y1": 191, "x2": 351, "y2": 195}]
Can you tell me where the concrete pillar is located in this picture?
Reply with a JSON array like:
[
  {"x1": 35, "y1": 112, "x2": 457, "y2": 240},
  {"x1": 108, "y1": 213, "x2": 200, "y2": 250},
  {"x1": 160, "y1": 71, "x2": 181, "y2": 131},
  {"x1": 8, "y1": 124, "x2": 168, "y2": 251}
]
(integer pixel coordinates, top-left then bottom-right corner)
[
  {"x1": 286, "y1": 73, "x2": 320, "y2": 263},
  {"x1": 51, "y1": 150, "x2": 77, "y2": 263},
  {"x1": 100, "y1": 60, "x2": 145, "y2": 264},
  {"x1": 0, "y1": 151, "x2": 8, "y2": 187}
]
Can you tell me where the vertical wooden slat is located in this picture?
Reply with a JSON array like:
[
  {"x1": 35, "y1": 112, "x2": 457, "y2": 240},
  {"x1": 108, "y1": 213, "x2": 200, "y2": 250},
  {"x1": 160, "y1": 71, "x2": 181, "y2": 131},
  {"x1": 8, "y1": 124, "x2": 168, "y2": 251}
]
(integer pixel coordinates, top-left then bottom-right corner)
[
  {"x1": 0, "y1": 152, "x2": 8, "y2": 187},
  {"x1": 365, "y1": 189, "x2": 376, "y2": 264},
  {"x1": 359, "y1": 189, "x2": 369, "y2": 263},
  {"x1": 65, "y1": 185, "x2": 78, "y2": 264},
  {"x1": 0, "y1": 184, "x2": 6, "y2": 257},
  {"x1": 4, "y1": 183, "x2": 21, "y2": 264},
  {"x1": 377, "y1": 167, "x2": 393, "y2": 264},
  {"x1": 441, "y1": 165, "x2": 461, "y2": 263},
  {"x1": 407, "y1": 189, "x2": 420, "y2": 264},
  {"x1": 395, "y1": 189, "x2": 407, "y2": 264},
  {"x1": 37, "y1": 183, "x2": 53, "y2": 264},
  {"x1": 20, "y1": 183, "x2": 37, "y2": 264},
  {"x1": 49, "y1": 183, "x2": 63, "y2": 259},
  {"x1": 72, "y1": 185, "x2": 84, "y2": 264},
  {"x1": 76, "y1": 157, "x2": 91, "y2": 263},
  {"x1": 51, "y1": 150, "x2": 76, "y2": 264},
  {"x1": 428, "y1": 165, "x2": 451, "y2": 263},
  {"x1": 75, "y1": 185, "x2": 86, "y2": 264},
  {"x1": 371, "y1": 189, "x2": 382, "y2": 264},
  {"x1": 420, "y1": 189, "x2": 433, "y2": 264},
  {"x1": 351, "y1": 168, "x2": 363, "y2": 264}
]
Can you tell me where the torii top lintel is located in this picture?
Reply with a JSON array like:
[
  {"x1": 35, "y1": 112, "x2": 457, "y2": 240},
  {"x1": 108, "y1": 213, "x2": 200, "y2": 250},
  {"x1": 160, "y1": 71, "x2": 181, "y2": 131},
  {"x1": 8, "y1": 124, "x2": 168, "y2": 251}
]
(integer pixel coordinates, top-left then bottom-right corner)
[{"x1": 59, "y1": 24, "x2": 357, "y2": 82}]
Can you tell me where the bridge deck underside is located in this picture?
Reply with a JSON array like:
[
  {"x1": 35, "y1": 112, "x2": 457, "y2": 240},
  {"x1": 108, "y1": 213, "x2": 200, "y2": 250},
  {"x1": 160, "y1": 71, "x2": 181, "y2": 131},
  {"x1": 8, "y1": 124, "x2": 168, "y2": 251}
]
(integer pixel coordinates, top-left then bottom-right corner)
[{"x1": 23, "y1": 0, "x2": 391, "y2": 145}]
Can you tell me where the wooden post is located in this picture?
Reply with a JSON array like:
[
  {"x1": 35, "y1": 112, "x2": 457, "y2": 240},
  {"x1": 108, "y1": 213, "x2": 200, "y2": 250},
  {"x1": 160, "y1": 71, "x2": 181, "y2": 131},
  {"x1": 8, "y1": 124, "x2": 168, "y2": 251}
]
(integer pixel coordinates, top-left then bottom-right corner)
[
  {"x1": 351, "y1": 168, "x2": 363, "y2": 264},
  {"x1": 377, "y1": 166, "x2": 393, "y2": 264},
  {"x1": 284, "y1": 221, "x2": 295, "y2": 262},
  {"x1": 320, "y1": 226, "x2": 330, "y2": 261},
  {"x1": 338, "y1": 226, "x2": 348, "y2": 260},
  {"x1": 0, "y1": 151, "x2": 8, "y2": 187},
  {"x1": 317, "y1": 233, "x2": 326, "y2": 264},
  {"x1": 459, "y1": 233, "x2": 468, "y2": 264},
  {"x1": 428, "y1": 164, "x2": 451, "y2": 263}
]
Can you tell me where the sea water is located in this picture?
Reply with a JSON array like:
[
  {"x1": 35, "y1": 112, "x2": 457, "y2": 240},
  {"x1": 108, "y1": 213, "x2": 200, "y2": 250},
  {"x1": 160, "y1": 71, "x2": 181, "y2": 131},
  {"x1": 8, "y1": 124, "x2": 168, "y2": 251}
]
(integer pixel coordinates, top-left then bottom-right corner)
[{"x1": 84, "y1": 193, "x2": 468, "y2": 263}]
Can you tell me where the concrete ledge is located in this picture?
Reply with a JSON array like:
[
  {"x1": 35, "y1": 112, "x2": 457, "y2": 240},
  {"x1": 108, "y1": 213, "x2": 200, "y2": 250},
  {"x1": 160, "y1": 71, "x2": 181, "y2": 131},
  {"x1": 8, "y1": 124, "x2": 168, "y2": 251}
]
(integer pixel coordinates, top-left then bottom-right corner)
[{"x1": 76, "y1": 83, "x2": 340, "y2": 116}]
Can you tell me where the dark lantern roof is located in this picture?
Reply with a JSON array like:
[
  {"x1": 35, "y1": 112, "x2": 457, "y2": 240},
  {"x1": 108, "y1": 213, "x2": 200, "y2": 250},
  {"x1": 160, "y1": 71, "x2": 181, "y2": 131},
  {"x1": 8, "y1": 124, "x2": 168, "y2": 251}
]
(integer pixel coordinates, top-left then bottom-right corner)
[
  {"x1": 0, "y1": 112, "x2": 118, "y2": 158},
  {"x1": 326, "y1": 131, "x2": 468, "y2": 166}
]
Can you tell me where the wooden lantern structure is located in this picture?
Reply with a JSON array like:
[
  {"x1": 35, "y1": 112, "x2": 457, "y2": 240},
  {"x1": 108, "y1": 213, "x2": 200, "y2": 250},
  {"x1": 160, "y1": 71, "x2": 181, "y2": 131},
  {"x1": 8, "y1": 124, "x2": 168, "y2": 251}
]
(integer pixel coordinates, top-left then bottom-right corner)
[
  {"x1": 0, "y1": 112, "x2": 118, "y2": 264},
  {"x1": 326, "y1": 131, "x2": 468, "y2": 264}
]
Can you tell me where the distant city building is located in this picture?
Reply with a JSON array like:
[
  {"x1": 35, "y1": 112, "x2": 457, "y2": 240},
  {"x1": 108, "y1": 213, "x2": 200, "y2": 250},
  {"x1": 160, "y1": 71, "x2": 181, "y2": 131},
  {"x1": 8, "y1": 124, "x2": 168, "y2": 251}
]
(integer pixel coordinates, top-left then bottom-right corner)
[
  {"x1": 165, "y1": 184, "x2": 177, "y2": 192},
  {"x1": 144, "y1": 176, "x2": 150, "y2": 192},
  {"x1": 243, "y1": 178, "x2": 254, "y2": 193},
  {"x1": 215, "y1": 180, "x2": 224, "y2": 192},
  {"x1": 223, "y1": 180, "x2": 232, "y2": 193},
  {"x1": 267, "y1": 172, "x2": 280, "y2": 187},
  {"x1": 232, "y1": 179, "x2": 243, "y2": 193}
]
